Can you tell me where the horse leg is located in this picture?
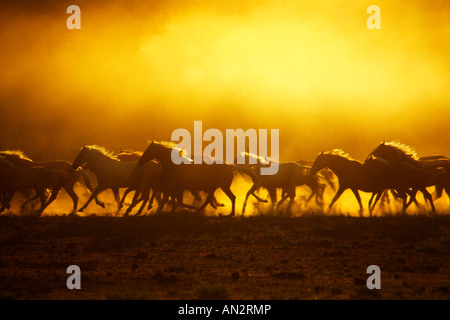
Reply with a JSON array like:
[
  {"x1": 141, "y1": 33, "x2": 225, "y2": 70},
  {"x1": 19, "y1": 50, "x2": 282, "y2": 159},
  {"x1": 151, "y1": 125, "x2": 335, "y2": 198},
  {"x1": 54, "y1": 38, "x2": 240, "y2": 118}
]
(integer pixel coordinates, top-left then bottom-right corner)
[
  {"x1": 94, "y1": 196, "x2": 106, "y2": 208},
  {"x1": 284, "y1": 186, "x2": 296, "y2": 216},
  {"x1": 1, "y1": 191, "x2": 15, "y2": 210},
  {"x1": 350, "y1": 189, "x2": 363, "y2": 217},
  {"x1": 170, "y1": 193, "x2": 182, "y2": 213},
  {"x1": 421, "y1": 188, "x2": 436, "y2": 215},
  {"x1": 21, "y1": 193, "x2": 42, "y2": 209},
  {"x1": 368, "y1": 192, "x2": 376, "y2": 210},
  {"x1": 40, "y1": 186, "x2": 63, "y2": 213},
  {"x1": 124, "y1": 188, "x2": 142, "y2": 216},
  {"x1": 35, "y1": 188, "x2": 51, "y2": 217},
  {"x1": 212, "y1": 195, "x2": 225, "y2": 208},
  {"x1": 404, "y1": 189, "x2": 418, "y2": 210},
  {"x1": 78, "y1": 185, "x2": 107, "y2": 212},
  {"x1": 251, "y1": 191, "x2": 268, "y2": 203},
  {"x1": 220, "y1": 185, "x2": 236, "y2": 217},
  {"x1": 0, "y1": 192, "x2": 10, "y2": 212},
  {"x1": 242, "y1": 184, "x2": 260, "y2": 216},
  {"x1": 193, "y1": 192, "x2": 214, "y2": 215},
  {"x1": 134, "y1": 185, "x2": 151, "y2": 217},
  {"x1": 267, "y1": 188, "x2": 277, "y2": 214},
  {"x1": 155, "y1": 192, "x2": 169, "y2": 215},
  {"x1": 63, "y1": 185, "x2": 79, "y2": 216},
  {"x1": 111, "y1": 187, "x2": 122, "y2": 215},
  {"x1": 277, "y1": 190, "x2": 288, "y2": 208},
  {"x1": 399, "y1": 191, "x2": 408, "y2": 216},
  {"x1": 328, "y1": 186, "x2": 346, "y2": 213},
  {"x1": 190, "y1": 191, "x2": 206, "y2": 209},
  {"x1": 369, "y1": 192, "x2": 384, "y2": 216},
  {"x1": 147, "y1": 190, "x2": 158, "y2": 210},
  {"x1": 119, "y1": 187, "x2": 135, "y2": 211},
  {"x1": 433, "y1": 184, "x2": 443, "y2": 201},
  {"x1": 380, "y1": 190, "x2": 389, "y2": 206}
]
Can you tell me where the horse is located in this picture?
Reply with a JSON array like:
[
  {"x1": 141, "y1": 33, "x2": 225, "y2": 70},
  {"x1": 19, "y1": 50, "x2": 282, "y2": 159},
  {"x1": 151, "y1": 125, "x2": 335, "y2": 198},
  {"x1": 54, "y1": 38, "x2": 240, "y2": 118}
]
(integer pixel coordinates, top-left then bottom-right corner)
[
  {"x1": 310, "y1": 150, "x2": 442, "y2": 216},
  {"x1": 138, "y1": 141, "x2": 262, "y2": 217},
  {"x1": 296, "y1": 160, "x2": 338, "y2": 192},
  {"x1": 277, "y1": 168, "x2": 326, "y2": 209},
  {"x1": 366, "y1": 141, "x2": 450, "y2": 171},
  {"x1": 364, "y1": 155, "x2": 444, "y2": 214},
  {"x1": 0, "y1": 150, "x2": 93, "y2": 215},
  {"x1": 116, "y1": 149, "x2": 143, "y2": 161},
  {"x1": 367, "y1": 141, "x2": 450, "y2": 206},
  {"x1": 72, "y1": 145, "x2": 141, "y2": 214},
  {"x1": 116, "y1": 149, "x2": 225, "y2": 216},
  {"x1": 239, "y1": 152, "x2": 325, "y2": 216},
  {"x1": 119, "y1": 160, "x2": 164, "y2": 216},
  {"x1": 0, "y1": 158, "x2": 70, "y2": 217}
]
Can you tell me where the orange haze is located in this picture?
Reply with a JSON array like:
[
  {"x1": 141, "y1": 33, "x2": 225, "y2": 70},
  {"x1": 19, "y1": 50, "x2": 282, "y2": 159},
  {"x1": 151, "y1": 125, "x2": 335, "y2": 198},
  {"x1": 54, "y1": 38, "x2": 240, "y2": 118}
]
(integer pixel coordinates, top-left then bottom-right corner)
[{"x1": 0, "y1": 1, "x2": 448, "y2": 162}]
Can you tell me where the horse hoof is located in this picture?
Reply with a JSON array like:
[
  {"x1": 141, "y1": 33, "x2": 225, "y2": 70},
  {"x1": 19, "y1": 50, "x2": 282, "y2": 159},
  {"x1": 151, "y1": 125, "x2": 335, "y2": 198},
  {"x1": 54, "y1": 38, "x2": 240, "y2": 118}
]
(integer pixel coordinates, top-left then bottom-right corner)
[{"x1": 78, "y1": 208, "x2": 84, "y2": 212}]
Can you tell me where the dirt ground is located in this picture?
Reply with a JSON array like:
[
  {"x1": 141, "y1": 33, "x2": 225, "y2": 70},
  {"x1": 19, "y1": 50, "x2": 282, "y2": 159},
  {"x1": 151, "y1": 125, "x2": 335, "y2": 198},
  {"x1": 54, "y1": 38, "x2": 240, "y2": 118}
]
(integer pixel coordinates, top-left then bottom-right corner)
[{"x1": 0, "y1": 213, "x2": 449, "y2": 300}]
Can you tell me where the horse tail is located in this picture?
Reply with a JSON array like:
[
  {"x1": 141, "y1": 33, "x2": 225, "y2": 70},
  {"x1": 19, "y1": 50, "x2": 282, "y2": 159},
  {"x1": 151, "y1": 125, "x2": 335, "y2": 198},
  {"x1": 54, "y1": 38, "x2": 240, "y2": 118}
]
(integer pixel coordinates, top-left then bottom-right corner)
[
  {"x1": 76, "y1": 168, "x2": 93, "y2": 193},
  {"x1": 232, "y1": 165, "x2": 262, "y2": 187}
]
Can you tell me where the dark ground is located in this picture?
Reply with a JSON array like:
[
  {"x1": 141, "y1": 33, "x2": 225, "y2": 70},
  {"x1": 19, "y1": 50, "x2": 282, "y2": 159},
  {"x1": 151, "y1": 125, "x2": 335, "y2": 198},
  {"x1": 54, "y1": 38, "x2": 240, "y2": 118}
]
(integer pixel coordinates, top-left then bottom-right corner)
[{"x1": 0, "y1": 214, "x2": 449, "y2": 300}]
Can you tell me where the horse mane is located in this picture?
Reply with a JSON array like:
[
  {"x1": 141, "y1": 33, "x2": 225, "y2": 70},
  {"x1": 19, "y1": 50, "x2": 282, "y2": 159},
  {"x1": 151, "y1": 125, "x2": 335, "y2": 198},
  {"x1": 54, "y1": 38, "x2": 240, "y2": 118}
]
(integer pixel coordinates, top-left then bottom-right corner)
[
  {"x1": 0, "y1": 150, "x2": 33, "y2": 161},
  {"x1": 376, "y1": 141, "x2": 419, "y2": 160},
  {"x1": 150, "y1": 141, "x2": 188, "y2": 158},
  {"x1": 118, "y1": 148, "x2": 143, "y2": 156},
  {"x1": 240, "y1": 151, "x2": 278, "y2": 165},
  {"x1": 83, "y1": 145, "x2": 119, "y2": 160},
  {"x1": 323, "y1": 149, "x2": 356, "y2": 161}
]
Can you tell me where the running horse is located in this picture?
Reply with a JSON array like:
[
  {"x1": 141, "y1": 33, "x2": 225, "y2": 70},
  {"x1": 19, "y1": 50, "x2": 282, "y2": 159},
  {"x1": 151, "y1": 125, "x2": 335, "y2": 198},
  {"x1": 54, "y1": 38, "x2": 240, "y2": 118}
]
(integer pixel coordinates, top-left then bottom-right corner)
[
  {"x1": 138, "y1": 141, "x2": 262, "y2": 216},
  {"x1": 0, "y1": 150, "x2": 93, "y2": 215},
  {"x1": 0, "y1": 158, "x2": 70, "y2": 217},
  {"x1": 367, "y1": 141, "x2": 450, "y2": 207},
  {"x1": 72, "y1": 145, "x2": 142, "y2": 214},
  {"x1": 116, "y1": 149, "x2": 225, "y2": 216},
  {"x1": 239, "y1": 152, "x2": 326, "y2": 216},
  {"x1": 310, "y1": 150, "x2": 442, "y2": 216}
]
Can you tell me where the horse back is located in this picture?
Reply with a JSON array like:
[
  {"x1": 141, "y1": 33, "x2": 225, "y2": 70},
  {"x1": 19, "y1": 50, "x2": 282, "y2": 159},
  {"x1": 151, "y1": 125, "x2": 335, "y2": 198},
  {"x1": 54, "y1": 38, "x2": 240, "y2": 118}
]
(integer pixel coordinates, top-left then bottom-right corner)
[{"x1": 34, "y1": 160, "x2": 75, "y2": 173}]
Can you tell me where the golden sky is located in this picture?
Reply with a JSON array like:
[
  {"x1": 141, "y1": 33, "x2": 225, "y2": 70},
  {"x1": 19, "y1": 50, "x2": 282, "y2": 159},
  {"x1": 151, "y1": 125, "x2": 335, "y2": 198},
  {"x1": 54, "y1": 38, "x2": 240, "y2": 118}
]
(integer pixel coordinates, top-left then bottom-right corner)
[{"x1": 0, "y1": 0, "x2": 448, "y2": 162}]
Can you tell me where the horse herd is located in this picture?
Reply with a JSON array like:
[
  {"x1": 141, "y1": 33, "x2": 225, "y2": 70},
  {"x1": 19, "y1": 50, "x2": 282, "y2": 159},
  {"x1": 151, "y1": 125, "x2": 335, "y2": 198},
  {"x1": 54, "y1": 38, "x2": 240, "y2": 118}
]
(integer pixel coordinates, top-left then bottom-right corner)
[{"x1": 0, "y1": 140, "x2": 449, "y2": 218}]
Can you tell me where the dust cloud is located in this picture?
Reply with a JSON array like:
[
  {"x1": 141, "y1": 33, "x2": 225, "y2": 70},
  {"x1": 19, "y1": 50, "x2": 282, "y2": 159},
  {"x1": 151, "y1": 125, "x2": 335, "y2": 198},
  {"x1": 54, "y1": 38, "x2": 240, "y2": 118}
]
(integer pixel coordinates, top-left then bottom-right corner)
[{"x1": 0, "y1": 0, "x2": 448, "y2": 215}]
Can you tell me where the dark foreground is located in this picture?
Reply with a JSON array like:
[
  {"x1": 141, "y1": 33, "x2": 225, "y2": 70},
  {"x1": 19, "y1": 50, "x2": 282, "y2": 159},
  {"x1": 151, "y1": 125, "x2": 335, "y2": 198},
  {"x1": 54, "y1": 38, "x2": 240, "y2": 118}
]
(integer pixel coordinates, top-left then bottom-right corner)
[{"x1": 0, "y1": 214, "x2": 449, "y2": 300}]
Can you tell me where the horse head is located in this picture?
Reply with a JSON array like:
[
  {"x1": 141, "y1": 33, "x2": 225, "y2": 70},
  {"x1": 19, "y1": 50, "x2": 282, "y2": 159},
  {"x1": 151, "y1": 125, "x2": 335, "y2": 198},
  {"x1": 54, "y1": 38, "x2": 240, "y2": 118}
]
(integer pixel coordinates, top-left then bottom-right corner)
[
  {"x1": 140, "y1": 140, "x2": 158, "y2": 165},
  {"x1": 310, "y1": 151, "x2": 327, "y2": 175},
  {"x1": 72, "y1": 146, "x2": 89, "y2": 169}
]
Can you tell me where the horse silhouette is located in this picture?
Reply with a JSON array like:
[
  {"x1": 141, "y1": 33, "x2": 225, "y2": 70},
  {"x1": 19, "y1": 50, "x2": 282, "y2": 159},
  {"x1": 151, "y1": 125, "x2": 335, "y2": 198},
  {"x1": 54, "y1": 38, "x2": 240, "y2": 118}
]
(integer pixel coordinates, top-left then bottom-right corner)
[
  {"x1": 239, "y1": 152, "x2": 325, "y2": 216},
  {"x1": 0, "y1": 158, "x2": 70, "y2": 217},
  {"x1": 310, "y1": 150, "x2": 443, "y2": 216},
  {"x1": 139, "y1": 141, "x2": 262, "y2": 216},
  {"x1": 367, "y1": 141, "x2": 450, "y2": 205},
  {"x1": 116, "y1": 148, "x2": 225, "y2": 216},
  {"x1": 72, "y1": 145, "x2": 141, "y2": 214},
  {"x1": 0, "y1": 150, "x2": 93, "y2": 215}
]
